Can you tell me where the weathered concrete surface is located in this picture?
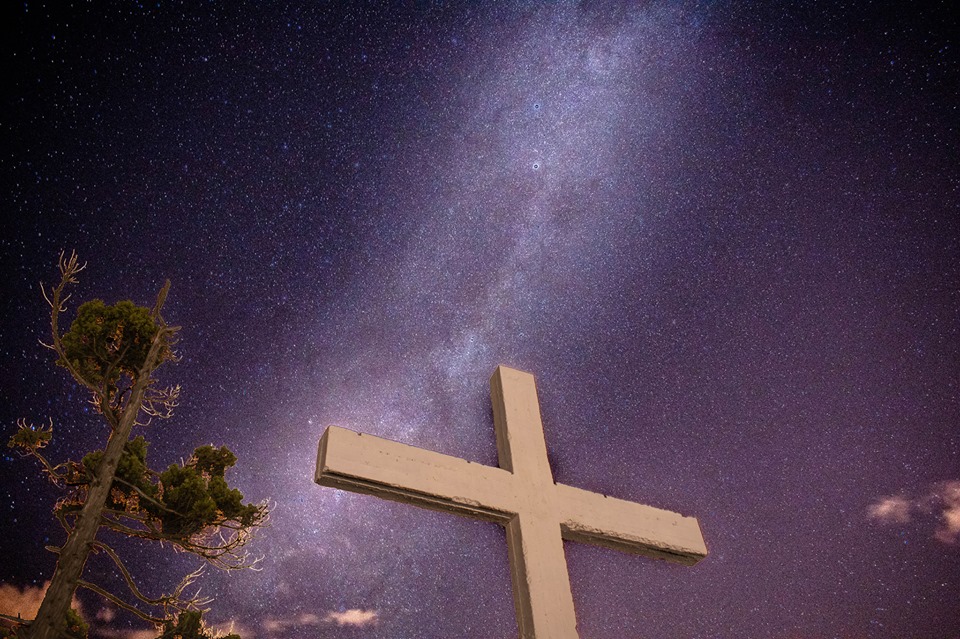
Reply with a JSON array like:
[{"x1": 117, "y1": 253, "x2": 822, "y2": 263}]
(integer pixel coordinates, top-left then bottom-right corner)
[{"x1": 315, "y1": 365, "x2": 707, "y2": 639}]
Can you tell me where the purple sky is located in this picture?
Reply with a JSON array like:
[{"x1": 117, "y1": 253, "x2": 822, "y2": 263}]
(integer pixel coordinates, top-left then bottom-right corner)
[{"x1": 2, "y1": 2, "x2": 958, "y2": 637}]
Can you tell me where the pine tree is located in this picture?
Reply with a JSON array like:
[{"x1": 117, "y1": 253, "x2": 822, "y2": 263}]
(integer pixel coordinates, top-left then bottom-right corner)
[{"x1": 9, "y1": 253, "x2": 268, "y2": 639}]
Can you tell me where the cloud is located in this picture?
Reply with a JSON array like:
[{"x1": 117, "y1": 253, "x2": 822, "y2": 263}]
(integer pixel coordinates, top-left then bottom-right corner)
[
  {"x1": 96, "y1": 619, "x2": 250, "y2": 639},
  {"x1": 210, "y1": 619, "x2": 255, "y2": 639},
  {"x1": 867, "y1": 495, "x2": 912, "y2": 523},
  {"x1": 868, "y1": 480, "x2": 960, "y2": 545},
  {"x1": 296, "y1": 613, "x2": 319, "y2": 625},
  {"x1": 0, "y1": 585, "x2": 378, "y2": 637},
  {"x1": 262, "y1": 614, "x2": 313, "y2": 633},
  {"x1": 0, "y1": 583, "x2": 47, "y2": 620},
  {"x1": 96, "y1": 607, "x2": 117, "y2": 623},
  {"x1": 0, "y1": 581, "x2": 83, "y2": 621},
  {"x1": 90, "y1": 624, "x2": 157, "y2": 639},
  {"x1": 323, "y1": 609, "x2": 378, "y2": 627},
  {"x1": 111, "y1": 630, "x2": 156, "y2": 639},
  {"x1": 262, "y1": 618, "x2": 285, "y2": 633},
  {"x1": 930, "y1": 480, "x2": 960, "y2": 545},
  {"x1": 264, "y1": 608, "x2": 378, "y2": 633},
  {"x1": 0, "y1": 588, "x2": 247, "y2": 639}
]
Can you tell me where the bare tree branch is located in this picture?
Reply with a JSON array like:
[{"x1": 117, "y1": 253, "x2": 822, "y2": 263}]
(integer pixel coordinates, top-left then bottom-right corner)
[
  {"x1": 151, "y1": 280, "x2": 171, "y2": 321},
  {"x1": 77, "y1": 580, "x2": 167, "y2": 625},
  {"x1": 98, "y1": 508, "x2": 268, "y2": 571},
  {"x1": 142, "y1": 385, "x2": 181, "y2": 419},
  {"x1": 44, "y1": 252, "x2": 99, "y2": 397},
  {"x1": 90, "y1": 542, "x2": 211, "y2": 613}
]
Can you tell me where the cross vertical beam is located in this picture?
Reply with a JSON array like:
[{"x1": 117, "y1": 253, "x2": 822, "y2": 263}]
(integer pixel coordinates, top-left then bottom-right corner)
[
  {"x1": 491, "y1": 366, "x2": 552, "y2": 482},
  {"x1": 506, "y1": 513, "x2": 579, "y2": 638},
  {"x1": 492, "y1": 367, "x2": 578, "y2": 638}
]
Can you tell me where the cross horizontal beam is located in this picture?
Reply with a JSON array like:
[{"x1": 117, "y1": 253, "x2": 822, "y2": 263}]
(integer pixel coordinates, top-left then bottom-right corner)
[{"x1": 315, "y1": 426, "x2": 707, "y2": 563}]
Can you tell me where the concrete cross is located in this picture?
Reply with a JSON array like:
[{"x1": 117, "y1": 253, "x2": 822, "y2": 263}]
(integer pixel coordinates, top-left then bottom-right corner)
[{"x1": 314, "y1": 365, "x2": 707, "y2": 638}]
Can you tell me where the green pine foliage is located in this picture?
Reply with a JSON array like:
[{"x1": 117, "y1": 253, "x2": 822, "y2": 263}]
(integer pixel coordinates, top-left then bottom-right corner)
[
  {"x1": 7, "y1": 422, "x2": 52, "y2": 451},
  {"x1": 75, "y1": 438, "x2": 260, "y2": 540},
  {"x1": 154, "y1": 445, "x2": 260, "y2": 537},
  {"x1": 80, "y1": 436, "x2": 157, "y2": 511},
  {"x1": 58, "y1": 300, "x2": 166, "y2": 388},
  {"x1": 63, "y1": 609, "x2": 88, "y2": 639},
  {"x1": 18, "y1": 291, "x2": 268, "y2": 546}
]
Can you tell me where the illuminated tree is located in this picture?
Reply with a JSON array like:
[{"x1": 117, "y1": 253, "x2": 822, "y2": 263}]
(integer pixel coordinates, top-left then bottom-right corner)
[{"x1": 8, "y1": 253, "x2": 268, "y2": 639}]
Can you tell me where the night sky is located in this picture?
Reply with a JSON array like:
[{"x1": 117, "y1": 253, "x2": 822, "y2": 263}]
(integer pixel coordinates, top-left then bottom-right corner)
[{"x1": 2, "y1": 2, "x2": 959, "y2": 638}]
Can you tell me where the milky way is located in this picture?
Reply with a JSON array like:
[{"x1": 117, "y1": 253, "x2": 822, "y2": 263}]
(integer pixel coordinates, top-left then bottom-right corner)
[{"x1": 2, "y1": 3, "x2": 958, "y2": 638}]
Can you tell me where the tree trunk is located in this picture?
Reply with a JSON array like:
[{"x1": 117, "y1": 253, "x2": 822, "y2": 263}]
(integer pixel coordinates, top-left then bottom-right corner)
[{"x1": 27, "y1": 337, "x2": 165, "y2": 639}]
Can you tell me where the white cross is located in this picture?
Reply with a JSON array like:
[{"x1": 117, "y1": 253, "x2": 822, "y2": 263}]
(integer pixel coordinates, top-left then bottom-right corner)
[{"x1": 315, "y1": 366, "x2": 707, "y2": 638}]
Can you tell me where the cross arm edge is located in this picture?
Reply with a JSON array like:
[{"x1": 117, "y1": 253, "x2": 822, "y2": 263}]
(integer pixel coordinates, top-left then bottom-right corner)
[{"x1": 555, "y1": 482, "x2": 708, "y2": 566}]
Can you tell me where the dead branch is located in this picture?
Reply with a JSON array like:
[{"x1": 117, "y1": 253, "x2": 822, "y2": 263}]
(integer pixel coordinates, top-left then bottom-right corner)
[
  {"x1": 42, "y1": 251, "x2": 99, "y2": 396},
  {"x1": 91, "y1": 542, "x2": 211, "y2": 613},
  {"x1": 77, "y1": 580, "x2": 167, "y2": 625},
  {"x1": 142, "y1": 385, "x2": 181, "y2": 419},
  {"x1": 98, "y1": 508, "x2": 267, "y2": 571}
]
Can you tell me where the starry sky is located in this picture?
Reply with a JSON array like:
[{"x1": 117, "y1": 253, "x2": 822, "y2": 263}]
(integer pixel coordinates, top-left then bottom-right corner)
[{"x1": 2, "y1": 2, "x2": 959, "y2": 638}]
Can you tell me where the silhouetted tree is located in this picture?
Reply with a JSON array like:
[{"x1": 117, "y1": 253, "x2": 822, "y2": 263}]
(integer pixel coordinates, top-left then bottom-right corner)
[{"x1": 8, "y1": 253, "x2": 268, "y2": 639}]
